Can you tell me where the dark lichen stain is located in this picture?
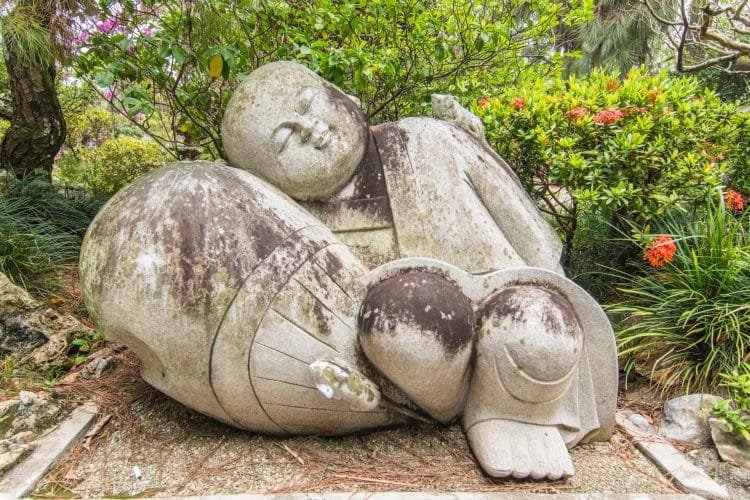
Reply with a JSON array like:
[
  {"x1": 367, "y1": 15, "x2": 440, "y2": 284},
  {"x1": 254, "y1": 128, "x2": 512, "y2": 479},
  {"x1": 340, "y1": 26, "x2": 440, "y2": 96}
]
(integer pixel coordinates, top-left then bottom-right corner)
[
  {"x1": 477, "y1": 285, "x2": 581, "y2": 338},
  {"x1": 371, "y1": 123, "x2": 410, "y2": 173},
  {"x1": 322, "y1": 83, "x2": 366, "y2": 125},
  {"x1": 311, "y1": 298, "x2": 331, "y2": 336},
  {"x1": 359, "y1": 271, "x2": 475, "y2": 356},
  {"x1": 320, "y1": 248, "x2": 344, "y2": 279},
  {"x1": 86, "y1": 163, "x2": 302, "y2": 316},
  {"x1": 353, "y1": 130, "x2": 389, "y2": 199}
]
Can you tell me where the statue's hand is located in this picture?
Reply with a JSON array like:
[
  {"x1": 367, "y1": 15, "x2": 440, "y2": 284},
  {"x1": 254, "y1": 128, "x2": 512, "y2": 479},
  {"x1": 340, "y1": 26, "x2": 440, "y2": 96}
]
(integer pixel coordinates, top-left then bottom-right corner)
[{"x1": 309, "y1": 358, "x2": 381, "y2": 411}]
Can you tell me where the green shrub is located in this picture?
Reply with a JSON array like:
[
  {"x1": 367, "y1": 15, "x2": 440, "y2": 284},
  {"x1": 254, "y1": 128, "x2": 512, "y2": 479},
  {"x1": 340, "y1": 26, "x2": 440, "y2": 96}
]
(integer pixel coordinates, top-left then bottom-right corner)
[
  {"x1": 0, "y1": 119, "x2": 9, "y2": 140},
  {"x1": 475, "y1": 68, "x2": 745, "y2": 258},
  {"x1": 0, "y1": 176, "x2": 102, "y2": 295},
  {"x1": 66, "y1": 108, "x2": 121, "y2": 147},
  {"x1": 56, "y1": 137, "x2": 166, "y2": 196},
  {"x1": 713, "y1": 364, "x2": 750, "y2": 441},
  {"x1": 608, "y1": 192, "x2": 750, "y2": 393}
]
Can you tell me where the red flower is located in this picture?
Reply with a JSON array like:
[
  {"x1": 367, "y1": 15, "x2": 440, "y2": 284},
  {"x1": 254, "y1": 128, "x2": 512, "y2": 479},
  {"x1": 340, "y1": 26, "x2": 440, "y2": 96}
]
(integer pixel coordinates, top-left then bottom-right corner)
[
  {"x1": 592, "y1": 108, "x2": 624, "y2": 125},
  {"x1": 724, "y1": 189, "x2": 745, "y2": 213},
  {"x1": 511, "y1": 97, "x2": 526, "y2": 111},
  {"x1": 478, "y1": 97, "x2": 491, "y2": 109},
  {"x1": 643, "y1": 235, "x2": 677, "y2": 267},
  {"x1": 566, "y1": 106, "x2": 589, "y2": 121}
]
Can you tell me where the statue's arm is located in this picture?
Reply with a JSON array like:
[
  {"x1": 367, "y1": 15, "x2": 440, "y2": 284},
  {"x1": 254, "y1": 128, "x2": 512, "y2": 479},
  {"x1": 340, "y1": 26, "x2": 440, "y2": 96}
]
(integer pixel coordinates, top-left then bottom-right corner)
[{"x1": 464, "y1": 153, "x2": 564, "y2": 273}]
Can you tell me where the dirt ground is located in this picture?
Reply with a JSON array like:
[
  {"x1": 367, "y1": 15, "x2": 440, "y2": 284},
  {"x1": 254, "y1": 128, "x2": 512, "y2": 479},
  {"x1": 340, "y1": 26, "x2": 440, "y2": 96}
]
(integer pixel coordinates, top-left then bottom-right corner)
[{"x1": 28, "y1": 349, "x2": 688, "y2": 498}]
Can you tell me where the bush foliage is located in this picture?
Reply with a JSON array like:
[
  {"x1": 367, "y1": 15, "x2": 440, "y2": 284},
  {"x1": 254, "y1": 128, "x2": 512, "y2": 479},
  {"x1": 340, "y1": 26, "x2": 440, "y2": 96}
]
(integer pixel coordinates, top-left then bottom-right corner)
[
  {"x1": 76, "y1": 0, "x2": 594, "y2": 157},
  {"x1": 475, "y1": 68, "x2": 746, "y2": 255},
  {"x1": 713, "y1": 364, "x2": 750, "y2": 441},
  {"x1": 609, "y1": 192, "x2": 750, "y2": 394},
  {"x1": 56, "y1": 137, "x2": 166, "y2": 196}
]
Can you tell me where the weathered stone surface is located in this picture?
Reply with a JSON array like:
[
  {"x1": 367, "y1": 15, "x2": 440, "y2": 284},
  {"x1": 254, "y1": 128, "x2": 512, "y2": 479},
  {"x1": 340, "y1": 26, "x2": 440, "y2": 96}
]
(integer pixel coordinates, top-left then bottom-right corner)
[
  {"x1": 660, "y1": 394, "x2": 722, "y2": 445},
  {"x1": 222, "y1": 61, "x2": 368, "y2": 201},
  {"x1": 81, "y1": 61, "x2": 618, "y2": 483},
  {"x1": 361, "y1": 259, "x2": 617, "y2": 480},
  {"x1": 709, "y1": 417, "x2": 750, "y2": 468},
  {"x1": 81, "y1": 161, "x2": 402, "y2": 435},
  {"x1": 431, "y1": 93, "x2": 487, "y2": 143},
  {"x1": 0, "y1": 272, "x2": 95, "y2": 371},
  {"x1": 0, "y1": 402, "x2": 97, "y2": 498},
  {"x1": 359, "y1": 271, "x2": 475, "y2": 423}
]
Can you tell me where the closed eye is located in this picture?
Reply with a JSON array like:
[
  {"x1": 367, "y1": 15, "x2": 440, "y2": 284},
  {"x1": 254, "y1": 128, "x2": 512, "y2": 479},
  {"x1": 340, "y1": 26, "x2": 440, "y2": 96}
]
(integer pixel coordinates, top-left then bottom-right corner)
[{"x1": 294, "y1": 87, "x2": 317, "y2": 114}]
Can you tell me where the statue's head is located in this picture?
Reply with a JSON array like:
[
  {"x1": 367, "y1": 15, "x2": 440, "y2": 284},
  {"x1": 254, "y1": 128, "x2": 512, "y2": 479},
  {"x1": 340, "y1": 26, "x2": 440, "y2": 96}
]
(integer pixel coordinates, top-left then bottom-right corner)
[{"x1": 222, "y1": 61, "x2": 368, "y2": 201}]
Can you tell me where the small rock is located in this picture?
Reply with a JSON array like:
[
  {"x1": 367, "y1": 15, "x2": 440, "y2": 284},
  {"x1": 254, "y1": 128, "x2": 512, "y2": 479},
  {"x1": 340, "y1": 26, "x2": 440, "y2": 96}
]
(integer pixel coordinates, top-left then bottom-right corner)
[
  {"x1": 659, "y1": 393, "x2": 721, "y2": 445},
  {"x1": 18, "y1": 391, "x2": 44, "y2": 409},
  {"x1": 79, "y1": 356, "x2": 118, "y2": 380},
  {"x1": 710, "y1": 417, "x2": 750, "y2": 469},
  {"x1": 0, "y1": 446, "x2": 31, "y2": 473},
  {"x1": 0, "y1": 398, "x2": 19, "y2": 418},
  {"x1": 629, "y1": 413, "x2": 652, "y2": 430},
  {"x1": 8, "y1": 431, "x2": 35, "y2": 445},
  {"x1": 7, "y1": 391, "x2": 63, "y2": 437}
]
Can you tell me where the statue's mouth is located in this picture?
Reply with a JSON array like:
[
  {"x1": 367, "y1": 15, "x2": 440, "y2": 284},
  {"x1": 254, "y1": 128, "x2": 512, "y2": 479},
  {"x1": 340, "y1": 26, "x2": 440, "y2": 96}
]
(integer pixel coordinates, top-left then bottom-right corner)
[{"x1": 313, "y1": 129, "x2": 331, "y2": 149}]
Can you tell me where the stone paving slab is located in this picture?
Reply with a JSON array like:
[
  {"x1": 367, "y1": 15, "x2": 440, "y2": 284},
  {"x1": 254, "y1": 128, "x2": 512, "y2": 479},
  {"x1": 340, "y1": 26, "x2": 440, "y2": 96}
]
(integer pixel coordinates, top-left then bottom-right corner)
[
  {"x1": 144, "y1": 493, "x2": 702, "y2": 500},
  {"x1": 616, "y1": 410, "x2": 729, "y2": 500},
  {"x1": 0, "y1": 402, "x2": 97, "y2": 499}
]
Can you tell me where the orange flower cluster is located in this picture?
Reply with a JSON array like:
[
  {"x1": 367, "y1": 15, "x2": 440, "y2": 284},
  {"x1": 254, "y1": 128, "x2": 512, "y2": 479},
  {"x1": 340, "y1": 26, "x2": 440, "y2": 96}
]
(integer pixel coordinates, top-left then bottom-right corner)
[
  {"x1": 592, "y1": 108, "x2": 624, "y2": 125},
  {"x1": 477, "y1": 97, "x2": 491, "y2": 109},
  {"x1": 621, "y1": 106, "x2": 648, "y2": 116},
  {"x1": 642, "y1": 235, "x2": 677, "y2": 267},
  {"x1": 647, "y1": 88, "x2": 662, "y2": 103},
  {"x1": 605, "y1": 79, "x2": 620, "y2": 92},
  {"x1": 724, "y1": 189, "x2": 745, "y2": 213},
  {"x1": 566, "y1": 106, "x2": 589, "y2": 121},
  {"x1": 511, "y1": 97, "x2": 526, "y2": 110}
]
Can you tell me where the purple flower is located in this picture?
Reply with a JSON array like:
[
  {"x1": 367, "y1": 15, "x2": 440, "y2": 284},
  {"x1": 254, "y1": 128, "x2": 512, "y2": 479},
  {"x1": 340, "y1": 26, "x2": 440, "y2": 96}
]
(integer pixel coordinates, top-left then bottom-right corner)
[
  {"x1": 103, "y1": 89, "x2": 114, "y2": 100},
  {"x1": 133, "y1": 112, "x2": 145, "y2": 122},
  {"x1": 76, "y1": 32, "x2": 88, "y2": 43},
  {"x1": 97, "y1": 18, "x2": 119, "y2": 33},
  {"x1": 144, "y1": 28, "x2": 154, "y2": 36}
]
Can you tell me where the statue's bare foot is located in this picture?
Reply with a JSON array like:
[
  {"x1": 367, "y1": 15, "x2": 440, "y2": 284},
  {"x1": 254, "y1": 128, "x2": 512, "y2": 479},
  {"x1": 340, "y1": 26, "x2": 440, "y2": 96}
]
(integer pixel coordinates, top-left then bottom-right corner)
[{"x1": 466, "y1": 419, "x2": 574, "y2": 480}]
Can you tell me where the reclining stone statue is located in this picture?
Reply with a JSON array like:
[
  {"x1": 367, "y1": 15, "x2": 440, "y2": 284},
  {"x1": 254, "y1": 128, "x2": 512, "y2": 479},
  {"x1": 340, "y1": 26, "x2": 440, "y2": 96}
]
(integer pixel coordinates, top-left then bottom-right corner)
[{"x1": 80, "y1": 61, "x2": 617, "y2": 481}]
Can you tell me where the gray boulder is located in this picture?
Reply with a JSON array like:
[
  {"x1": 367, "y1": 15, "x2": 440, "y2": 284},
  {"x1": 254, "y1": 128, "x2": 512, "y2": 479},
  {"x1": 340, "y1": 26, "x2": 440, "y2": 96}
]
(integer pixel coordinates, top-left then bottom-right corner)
[
  {"x1": 710, "y1": 417, "x2": 750, "y2": 468},
  {"x1": 659, "y1": 394, "x2": 722, "y2": 445},
  {"x1": 0, "y1": 272, "x2": 95, "y2": 370}
]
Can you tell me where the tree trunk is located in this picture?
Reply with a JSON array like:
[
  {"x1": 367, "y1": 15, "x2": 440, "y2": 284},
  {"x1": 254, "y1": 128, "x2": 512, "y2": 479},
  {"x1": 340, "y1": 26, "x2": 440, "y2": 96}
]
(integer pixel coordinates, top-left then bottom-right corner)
[{"x1": 1, "y1": 10, "x2": 65, "y2": 181}]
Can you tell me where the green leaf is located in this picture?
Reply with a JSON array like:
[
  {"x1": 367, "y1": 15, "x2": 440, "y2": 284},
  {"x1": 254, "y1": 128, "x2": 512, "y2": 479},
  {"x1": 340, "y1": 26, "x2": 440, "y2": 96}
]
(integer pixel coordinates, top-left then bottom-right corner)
[
  {"x1": 118, "y1": 38, "x2": 133, "y2": 52},
  {"x1": 94, "y1": 71, "x2": 115, "y2": 87},
  {"x1": 172, "y1": 45, "x2": 186, "y2": 65}
]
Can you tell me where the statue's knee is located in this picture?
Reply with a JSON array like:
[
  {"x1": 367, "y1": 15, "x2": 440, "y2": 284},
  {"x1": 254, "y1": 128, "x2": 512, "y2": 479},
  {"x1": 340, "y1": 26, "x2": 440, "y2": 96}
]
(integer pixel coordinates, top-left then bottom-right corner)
[
  {"x1": 476, "y1": 286, "x2": 583, "y2": 403},
  {"x1": 358, "y1": 270, "x2": 475, "y2": 422}
]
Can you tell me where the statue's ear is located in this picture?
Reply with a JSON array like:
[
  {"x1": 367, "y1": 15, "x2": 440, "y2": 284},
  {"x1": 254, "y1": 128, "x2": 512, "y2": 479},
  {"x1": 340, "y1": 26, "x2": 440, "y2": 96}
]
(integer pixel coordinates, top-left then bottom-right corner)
[{"x1": 346, "y1": 93, "x2": 361, "y2": 108}]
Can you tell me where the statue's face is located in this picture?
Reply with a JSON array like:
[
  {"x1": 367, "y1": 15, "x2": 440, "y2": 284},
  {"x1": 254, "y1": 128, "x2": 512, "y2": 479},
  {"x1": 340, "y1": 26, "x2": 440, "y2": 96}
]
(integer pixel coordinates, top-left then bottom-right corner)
[{"x1": 222, "y1": 62, "x2": 368, "y2": 201}]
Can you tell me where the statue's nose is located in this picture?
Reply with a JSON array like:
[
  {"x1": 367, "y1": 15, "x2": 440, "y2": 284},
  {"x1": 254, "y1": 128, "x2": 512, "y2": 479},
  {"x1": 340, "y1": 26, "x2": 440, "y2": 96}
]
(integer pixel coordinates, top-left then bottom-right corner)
[{"x1": 297, "y1": 116, "x2": 330, "y2": 147}]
